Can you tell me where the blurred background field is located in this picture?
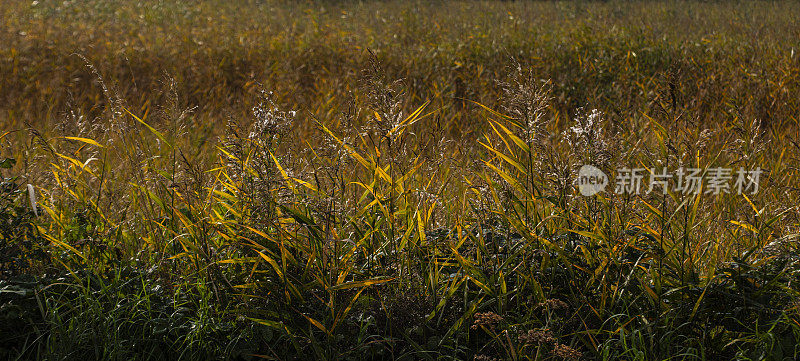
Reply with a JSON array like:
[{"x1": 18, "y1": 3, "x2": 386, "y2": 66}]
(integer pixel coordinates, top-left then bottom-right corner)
[
  {"x1": 2, "y1": 1, "x2": 800, "y2": 360},
  {"x1": 3, "y1": 0, "x2": 800, "y2": 136}
]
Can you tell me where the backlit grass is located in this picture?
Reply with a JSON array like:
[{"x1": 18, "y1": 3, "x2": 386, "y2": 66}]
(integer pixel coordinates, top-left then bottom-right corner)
[{"x1": 2, "y1": 1, "x2": 800, "y2": 360}]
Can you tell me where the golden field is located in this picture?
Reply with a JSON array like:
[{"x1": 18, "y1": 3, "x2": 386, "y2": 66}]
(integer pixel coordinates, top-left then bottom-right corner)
[{"x1": 1, "y1": 1, "x2": 800, "y2": 360}]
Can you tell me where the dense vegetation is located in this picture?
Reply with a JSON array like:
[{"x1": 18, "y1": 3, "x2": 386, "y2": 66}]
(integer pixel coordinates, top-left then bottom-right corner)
[{"x1": 2, "y1": 1, "x2": 800, "y2": 360}]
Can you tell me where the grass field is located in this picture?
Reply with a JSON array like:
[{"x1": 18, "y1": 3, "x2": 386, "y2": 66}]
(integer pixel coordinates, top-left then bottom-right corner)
[{"x1": 2, "y1": 1, "x2": 800, "y2": 360}]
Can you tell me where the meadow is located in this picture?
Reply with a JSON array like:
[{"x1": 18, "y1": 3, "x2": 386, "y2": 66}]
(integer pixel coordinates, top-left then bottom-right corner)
[{"x1": 2, "y1": 0, "x2": 800, "y2": 360}]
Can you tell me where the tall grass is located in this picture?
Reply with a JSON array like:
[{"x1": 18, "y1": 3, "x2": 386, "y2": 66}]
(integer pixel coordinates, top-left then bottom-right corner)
[{"x1": 2, "y1": 1, "x2": 800, "y2": 360}]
